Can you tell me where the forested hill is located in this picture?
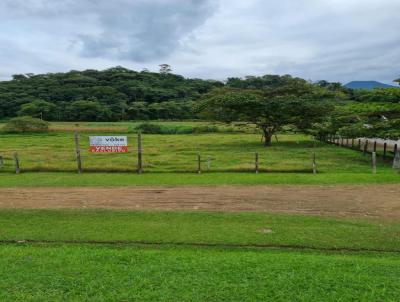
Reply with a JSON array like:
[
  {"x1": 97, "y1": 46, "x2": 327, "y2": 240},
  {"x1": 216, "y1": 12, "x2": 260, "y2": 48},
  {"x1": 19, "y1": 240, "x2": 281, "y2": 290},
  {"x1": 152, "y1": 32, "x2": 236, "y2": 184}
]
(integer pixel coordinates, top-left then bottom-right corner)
[
  {"x1": 0, "y1": 68, "x2": 346, "y2": 122},
  {"x1": 0, "y1": 67, "x2": 223, "y2": 121},
  {"x1": 1, "y1": 66, "x2": 398, "y2": 123}
]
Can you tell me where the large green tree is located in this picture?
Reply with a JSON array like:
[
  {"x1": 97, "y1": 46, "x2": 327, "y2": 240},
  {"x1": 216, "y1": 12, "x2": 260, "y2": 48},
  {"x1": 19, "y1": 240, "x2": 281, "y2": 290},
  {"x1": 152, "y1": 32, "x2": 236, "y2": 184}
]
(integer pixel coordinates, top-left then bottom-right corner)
[
  {"x1": 17, "y1": 100, "x2": 57, "y2": 120},
  {"x1": 199, "y1": 85, "x2": 336, "y2": 145}
]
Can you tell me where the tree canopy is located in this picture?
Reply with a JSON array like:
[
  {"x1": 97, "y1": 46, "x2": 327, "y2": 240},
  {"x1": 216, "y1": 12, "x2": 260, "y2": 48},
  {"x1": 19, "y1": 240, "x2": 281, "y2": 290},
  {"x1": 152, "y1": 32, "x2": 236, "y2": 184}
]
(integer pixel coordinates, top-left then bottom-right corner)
[
  {"x1": 0, "y1": 66, "x2": 223, "y2": 121},
  {"x1": 199, "y1": 75, "x2": 341, "y2": 145}
]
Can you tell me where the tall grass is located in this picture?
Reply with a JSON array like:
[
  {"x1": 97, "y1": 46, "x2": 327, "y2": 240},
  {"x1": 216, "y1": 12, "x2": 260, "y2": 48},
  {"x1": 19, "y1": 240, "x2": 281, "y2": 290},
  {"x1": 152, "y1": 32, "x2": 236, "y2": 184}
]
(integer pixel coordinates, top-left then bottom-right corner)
[
  {"x1": 0, "y1": 121, "x2": 395, "y2": 175},
  {"x1": 0, "y1": 134, "x2": 395, "y2": 174}
]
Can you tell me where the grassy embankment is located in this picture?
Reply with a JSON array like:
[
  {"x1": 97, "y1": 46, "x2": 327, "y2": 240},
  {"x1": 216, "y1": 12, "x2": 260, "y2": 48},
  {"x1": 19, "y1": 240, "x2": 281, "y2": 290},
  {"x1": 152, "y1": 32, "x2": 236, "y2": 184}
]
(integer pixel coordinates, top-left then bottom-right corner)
[{"x1": 0, "y1": 209, "x2": 399, "y2": 301}]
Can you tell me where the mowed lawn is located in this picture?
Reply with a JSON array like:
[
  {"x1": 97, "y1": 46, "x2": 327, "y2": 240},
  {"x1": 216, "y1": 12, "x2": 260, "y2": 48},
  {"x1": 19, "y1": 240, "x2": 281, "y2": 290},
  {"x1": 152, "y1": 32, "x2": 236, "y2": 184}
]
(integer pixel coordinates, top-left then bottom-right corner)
[
  {"x1": 0, "y1": 210, "x2": 399, "y2": 301},
  {"x1": 1, "y1": 210, "x2": 400, "y2": 251},
  {"x1": 1, "y1": 245, "x2": 399, "y2": 301}
]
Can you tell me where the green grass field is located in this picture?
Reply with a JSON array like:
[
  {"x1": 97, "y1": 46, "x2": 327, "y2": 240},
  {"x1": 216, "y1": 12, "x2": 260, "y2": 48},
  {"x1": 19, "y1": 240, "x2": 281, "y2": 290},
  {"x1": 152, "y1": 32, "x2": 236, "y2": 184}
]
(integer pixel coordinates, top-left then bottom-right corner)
[
  {"x1": 1, "y1": 122, "x2": 399, "y2": 300},
  {"x1": 1, "y1": 171, "x2": 399, "y2": 187},
  {"x1": 1, "y1": 210, "x2": 399, "y2": 251},
  {"x1": 2, "y1": 245, "x2": 399, "y2": 301},
  {"x1": 0, "y1": 210, "x2": 399, "y2": 301},
  {"x1": 2, "y1": 132, "x2": 352, "y2": 173},
  {"x1": 0, "y1": 122, "x2": 398, "y2": 183}
]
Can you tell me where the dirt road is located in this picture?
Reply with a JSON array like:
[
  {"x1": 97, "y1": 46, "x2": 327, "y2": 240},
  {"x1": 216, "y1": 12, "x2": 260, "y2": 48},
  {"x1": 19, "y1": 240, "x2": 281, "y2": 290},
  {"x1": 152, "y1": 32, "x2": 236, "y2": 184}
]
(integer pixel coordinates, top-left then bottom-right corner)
[{"x1": 0, "y1": 185, "x2": 399, "y2": 218}]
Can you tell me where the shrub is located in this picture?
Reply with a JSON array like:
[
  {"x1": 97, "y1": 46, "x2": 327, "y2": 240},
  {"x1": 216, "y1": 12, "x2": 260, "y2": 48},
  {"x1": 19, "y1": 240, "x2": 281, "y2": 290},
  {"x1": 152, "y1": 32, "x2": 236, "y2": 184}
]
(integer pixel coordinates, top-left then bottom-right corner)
[
  {"x1": 134, "y1": 123, "x2": 164, "y2": 134},
  {"x1": 133, "y1": 123, "x2": 222, "y2": 134},
  {"x1": 3, "y1": 116, "x2": 49, "y2": 133},
  {"x1": 17, "y1": 100, "x2": 57, "y2": 120}
]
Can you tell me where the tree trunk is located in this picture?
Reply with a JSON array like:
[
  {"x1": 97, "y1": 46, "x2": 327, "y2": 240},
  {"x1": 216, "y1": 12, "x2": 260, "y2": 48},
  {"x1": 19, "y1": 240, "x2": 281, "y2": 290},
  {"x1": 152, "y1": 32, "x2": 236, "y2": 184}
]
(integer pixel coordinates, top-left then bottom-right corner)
[
  {"x1": 261, "y1": 127, "x2": 273, "y2": 146},
  {"x1": 264, "y1": 133, "x2": 272, "y2": 146}
]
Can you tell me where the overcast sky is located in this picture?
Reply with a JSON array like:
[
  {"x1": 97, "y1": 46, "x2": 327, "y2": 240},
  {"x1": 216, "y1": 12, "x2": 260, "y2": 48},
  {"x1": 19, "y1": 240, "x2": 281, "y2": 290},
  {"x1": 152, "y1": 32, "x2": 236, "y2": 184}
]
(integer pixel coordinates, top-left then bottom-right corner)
[{"x1": 1, "y1": 0, "x2": 399, "y2": 84}]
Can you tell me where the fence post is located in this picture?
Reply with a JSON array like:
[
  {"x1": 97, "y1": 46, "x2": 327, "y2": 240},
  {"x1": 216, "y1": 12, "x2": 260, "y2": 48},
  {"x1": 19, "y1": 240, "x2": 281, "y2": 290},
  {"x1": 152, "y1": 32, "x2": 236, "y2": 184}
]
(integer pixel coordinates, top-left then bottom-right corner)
[
  {"x1": 255, "y1": 152, "x2": 259, "y2": 174},
  {"x1": 312, "y1": 152, "x2": 317, "y2": 174},
  {"x1": 393, "y1": 151, "x2": 400, "y2": 171},
  {"x1": 363, "y1": 140, "x2": 369, "y2": 155},
  {"x1": 197, "y1": 153, "x2": 201, "y2": 174},
  {"x1": 13, "y1": 152, "x2": 20, "y2": 174},
  {"x1": 394, "y1": 144, "x2": 398, "y2": 156},
  {"x1": 346, "y1": 138, "x2": 349, "y2": 147},
  {"x1": 383, "y1": 142, "x2": 387, "y2": 159},
  {"x1": 372, "y1": 152, "x2": 377, "y2": 174},
  {"x1": 137, "y1": 131, "x2": 143, "y2": 174},
  {"x1": 373, "y1": 141, "x2": 377, "y2": 153},
  {"x1": 0, "y1": 156, "x2": 3, "y2": 169},
  {"x1": 74, "y1": 131, "x2": 82, "y2": 174},
  {"x1": 351, "y1": 138, "x2": 355, "y2": 149},
  {"x1": 358, "y1": 139, "x2": 361, "y2": 150}
]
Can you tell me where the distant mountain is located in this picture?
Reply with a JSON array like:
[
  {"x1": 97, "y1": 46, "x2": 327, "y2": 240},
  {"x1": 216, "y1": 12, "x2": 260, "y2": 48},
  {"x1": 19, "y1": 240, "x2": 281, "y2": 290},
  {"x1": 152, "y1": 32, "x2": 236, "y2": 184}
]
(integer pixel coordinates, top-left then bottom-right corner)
[{"x1": 344, "y1": 81, "x2": 399, "y2": 89}]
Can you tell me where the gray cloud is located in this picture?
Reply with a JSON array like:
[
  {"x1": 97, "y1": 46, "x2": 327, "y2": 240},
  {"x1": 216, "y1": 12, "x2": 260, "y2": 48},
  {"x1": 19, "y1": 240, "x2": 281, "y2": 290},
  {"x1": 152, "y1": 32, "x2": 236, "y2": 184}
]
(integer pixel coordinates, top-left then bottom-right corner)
[
  {"x1": 77, "y1": 0, "x2": 217, "y2": 61},
  {"x1": 0, "y1": 0, "x2": 216, "y2": 62},
  {"x1": 0, "y1": 0, "x2": 399, "y2": 84}
]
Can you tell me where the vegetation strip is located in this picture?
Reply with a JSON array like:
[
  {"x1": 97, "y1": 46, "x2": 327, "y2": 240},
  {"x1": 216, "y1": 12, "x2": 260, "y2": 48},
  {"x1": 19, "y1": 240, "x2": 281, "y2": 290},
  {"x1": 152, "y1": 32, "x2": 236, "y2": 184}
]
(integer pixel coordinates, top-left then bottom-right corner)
[{"x1": 1, "y1": 171, "x2": 400, "y2": 187}]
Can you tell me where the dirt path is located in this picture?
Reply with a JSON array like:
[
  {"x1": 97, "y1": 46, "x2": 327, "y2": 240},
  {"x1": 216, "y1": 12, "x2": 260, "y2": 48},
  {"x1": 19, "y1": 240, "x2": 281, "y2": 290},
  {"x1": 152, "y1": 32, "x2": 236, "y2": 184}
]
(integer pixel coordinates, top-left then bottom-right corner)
[{"x1": 0, "y1": 185, "x2": 399, "y2": 218}]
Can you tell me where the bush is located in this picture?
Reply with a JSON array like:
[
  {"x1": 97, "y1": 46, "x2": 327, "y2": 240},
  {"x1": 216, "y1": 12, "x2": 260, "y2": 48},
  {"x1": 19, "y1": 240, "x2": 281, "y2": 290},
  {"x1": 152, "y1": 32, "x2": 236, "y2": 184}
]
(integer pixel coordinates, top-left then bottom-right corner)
[
  {"x1": 134, "y1": 123, "x2": 164, "y2": 134},
  {"x1": 132, "y1": 123, "x2": 220, "y2": 134},
  {"x1": 3, "y1": 116, "x2": 49, "y2": 133}
]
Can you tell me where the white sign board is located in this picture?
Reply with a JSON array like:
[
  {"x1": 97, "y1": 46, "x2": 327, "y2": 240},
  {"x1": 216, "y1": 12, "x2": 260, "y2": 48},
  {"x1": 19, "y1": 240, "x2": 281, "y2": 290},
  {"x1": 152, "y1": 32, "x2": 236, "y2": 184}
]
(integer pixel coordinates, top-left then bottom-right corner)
[{"x1": 89, "y1": 136, "x2": 128, "y2": 153}]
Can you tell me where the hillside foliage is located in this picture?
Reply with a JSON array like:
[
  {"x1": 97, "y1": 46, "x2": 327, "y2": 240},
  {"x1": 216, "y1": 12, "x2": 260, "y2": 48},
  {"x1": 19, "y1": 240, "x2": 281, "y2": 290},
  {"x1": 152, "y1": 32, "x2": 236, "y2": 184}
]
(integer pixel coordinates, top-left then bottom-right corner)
[
  {"x1": 0, "y1": 67, "x2": 223, "y2": 121},
  {"x1": 0, "y1": 67, "x2": 399, "y2": 139}
]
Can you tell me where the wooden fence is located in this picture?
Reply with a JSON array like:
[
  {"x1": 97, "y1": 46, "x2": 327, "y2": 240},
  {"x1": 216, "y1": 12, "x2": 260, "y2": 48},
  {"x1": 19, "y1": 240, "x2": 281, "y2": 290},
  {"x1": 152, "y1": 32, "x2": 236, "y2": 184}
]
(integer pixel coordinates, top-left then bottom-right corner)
[
  {"x1": 325, "y1": 136, "x2": 398, "y2": 158},
  {"x1": 1, "y1": 133, "x2": 399, "y2": 174}
]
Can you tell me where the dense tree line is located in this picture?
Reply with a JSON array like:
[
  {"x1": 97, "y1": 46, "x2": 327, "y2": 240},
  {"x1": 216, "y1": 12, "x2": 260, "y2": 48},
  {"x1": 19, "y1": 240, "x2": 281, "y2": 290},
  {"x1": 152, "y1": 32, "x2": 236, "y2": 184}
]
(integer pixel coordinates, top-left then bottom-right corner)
[
  {"x1": 0, "y1": 66, "x2": 399, "y2": 141},
  {"x1": 0, "y1": 66, "x2": 223, "y2": 121}
]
